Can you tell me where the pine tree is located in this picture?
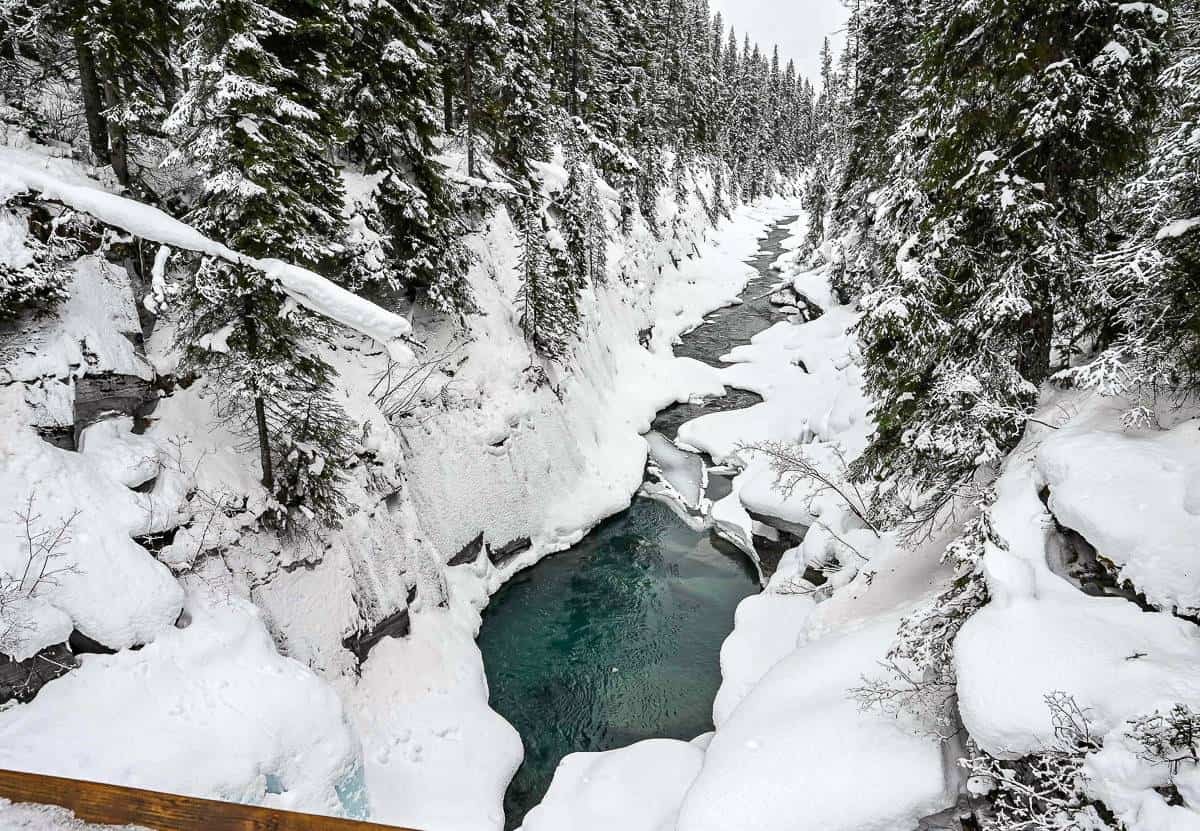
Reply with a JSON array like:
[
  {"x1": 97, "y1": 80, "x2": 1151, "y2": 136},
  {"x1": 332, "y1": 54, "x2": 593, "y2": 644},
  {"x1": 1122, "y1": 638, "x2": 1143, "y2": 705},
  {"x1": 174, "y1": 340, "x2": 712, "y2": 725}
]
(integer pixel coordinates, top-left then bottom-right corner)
[
  {"x1": 1067, "y1": 1, "x2": 1200, "y2": 409},
  {"x1": 47, "y1": 0, "x2": 181, "y2": 193},
  {"x1": 828, "y1": 0, "x2": 920, "y2": 298},
  {"x1": 855, "y1": 0, "x2": 1170, "y2": 526},
  {"x1": 0, "y1": 196, "x2": 82, "y2": 318},
  {"x1": 516, "y1": 196, "x2": 582, "y2": 360},
  {"x1": 494, "y1": 0, "x2": 552, "y2": 181},
  {"x1": 343, "y1": 0, "x2": 476, "y2": 316},
  {"x1": 442, "y1": 0, "x2": 502, "y2": 176},
  {"x1": 166, "y1": 0, "x2": 357, "y2": 527},
  {"x1": 557, "y1": 143, "x2": 608, "y2": 288}
]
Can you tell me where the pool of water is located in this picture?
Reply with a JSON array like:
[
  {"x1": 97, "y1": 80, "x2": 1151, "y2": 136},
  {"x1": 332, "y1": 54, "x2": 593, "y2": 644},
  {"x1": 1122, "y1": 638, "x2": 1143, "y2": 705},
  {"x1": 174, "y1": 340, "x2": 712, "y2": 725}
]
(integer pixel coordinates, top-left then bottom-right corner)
[
  {"x1": 478, "y1": 216, "x2": 799, "y2": 829},
  {"x1": 477, "y1": 499, "x2": 759, "y2": 827}
]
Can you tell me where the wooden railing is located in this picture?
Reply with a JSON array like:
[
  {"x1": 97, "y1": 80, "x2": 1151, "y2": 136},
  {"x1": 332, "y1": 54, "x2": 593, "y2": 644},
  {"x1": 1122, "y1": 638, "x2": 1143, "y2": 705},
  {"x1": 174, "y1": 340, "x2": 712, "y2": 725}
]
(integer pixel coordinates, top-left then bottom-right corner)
[{"x1": 0, "y1": 769, "x2": 419, "y2": 830}]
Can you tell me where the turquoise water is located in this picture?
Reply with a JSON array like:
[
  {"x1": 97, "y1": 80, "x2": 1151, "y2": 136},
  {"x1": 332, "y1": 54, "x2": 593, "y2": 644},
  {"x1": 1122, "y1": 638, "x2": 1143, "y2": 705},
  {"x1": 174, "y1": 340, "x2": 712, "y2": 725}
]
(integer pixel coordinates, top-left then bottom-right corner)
[
  {"x1": 477, "y1": 499, "x2": 759, "y2": 828},
  {"x1": 477, "y1": 216, "x2": 799, "y2": 828}
]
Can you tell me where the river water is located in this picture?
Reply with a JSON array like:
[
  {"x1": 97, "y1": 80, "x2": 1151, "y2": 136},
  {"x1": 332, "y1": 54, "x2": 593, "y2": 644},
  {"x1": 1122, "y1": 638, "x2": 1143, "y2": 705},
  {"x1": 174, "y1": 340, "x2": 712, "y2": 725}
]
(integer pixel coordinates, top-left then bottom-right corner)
[{"x1": 477, "y1": 217, "x2": 799, "y2": 828}]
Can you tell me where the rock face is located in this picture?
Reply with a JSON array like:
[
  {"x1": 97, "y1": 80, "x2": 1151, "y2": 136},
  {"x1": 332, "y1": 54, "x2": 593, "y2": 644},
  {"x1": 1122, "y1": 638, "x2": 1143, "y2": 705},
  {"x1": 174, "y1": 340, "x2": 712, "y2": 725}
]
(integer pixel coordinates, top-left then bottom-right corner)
[
  {"x1": 0, "y1": 644, "x2": 76, "y2": 704},
  {"x1": 447, "y1": 532, "x2": 486, "y2": 567},
  {"x1": 73, "y1": 372, "x2": 155, "y2": 433},
  {"x1": 341, "y1": 585, "x2": 419, "y2": 664},
  {"x1": 489, "y1": 536, "x2": 532, "y2": 567},
  {"x1": 342, "y1": 608, "x2": 411, "y2": 663}
]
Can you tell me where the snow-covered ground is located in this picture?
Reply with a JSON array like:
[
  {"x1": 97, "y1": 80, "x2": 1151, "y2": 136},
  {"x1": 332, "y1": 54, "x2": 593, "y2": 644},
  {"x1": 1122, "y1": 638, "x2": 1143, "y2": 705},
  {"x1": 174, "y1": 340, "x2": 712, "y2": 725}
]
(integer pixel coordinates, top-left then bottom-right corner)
[
  {"x1": 1, "y1": 130, "x2": 803, "y2": 829},
  {"x1": 955, "y1": 391, "x2": 1200, "y2": 830},
  {"x1": 10, "y1": 123, "x2": 1197, "y2": 831}
]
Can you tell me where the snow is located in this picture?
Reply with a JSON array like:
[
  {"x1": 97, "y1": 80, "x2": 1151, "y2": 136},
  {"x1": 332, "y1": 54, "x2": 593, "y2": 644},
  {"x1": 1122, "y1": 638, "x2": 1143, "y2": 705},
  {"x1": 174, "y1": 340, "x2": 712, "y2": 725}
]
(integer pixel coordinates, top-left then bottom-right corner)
[
  {"x1": 0, "y1": 148, "x2": 413, "y2": 359},
  {"x1": 1038, "y1": 415, "x2": 1200, "y2": 615},
  {"x1": 0, "y1": 800, "x2": 148, "y2": 831},
  {"x1": 0, "y1": 390, "x2": 185, "y2": 657},
  {"x1": 5, "y1": 129, "x2": 897, "y2": 831},
  {"x1": 520, "y1": 739, "x2": 704, "y2": 831},
  {"x1": 953, "y1": 392, "x2": 1200, "y2": 827},
  {"x1": 711, "y1": 591, "x2": 813, "y2": 727},
  {"x1": 645, "y1": 430, "x2": 704, "y2": 508},
  {"x1": 1157, "y1": 216, "x2": 1200, "y2": 239},
  {"x1": 346, "y1": 608, "x2": 521, "y2": 831},
  {"x1": 0, "y1": 585, "x2": 364, "y2": 816},
  {"x1": 528, "y1": 255, "x2": 957, "y2": 831},
  {"x1": 1085, "y1": 729, "x2": 1200, "y2": 830},
  {"x1": 4, "y1": 256, "x2": 149, "y2": 384},
  {"x1": 677, "y1": 612, "x2": 954, "y2": 831},
  {"x1": 677, "y1": 305, "x2": 869, "y2": 465}
]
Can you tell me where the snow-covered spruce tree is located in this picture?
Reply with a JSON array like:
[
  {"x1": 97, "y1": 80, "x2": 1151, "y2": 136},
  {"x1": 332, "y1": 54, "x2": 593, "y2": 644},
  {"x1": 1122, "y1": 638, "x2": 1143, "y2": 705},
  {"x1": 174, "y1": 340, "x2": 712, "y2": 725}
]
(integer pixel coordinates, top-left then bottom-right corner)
[
  {"x1": 45, "y1": 0, "x2": 181, "y2": 193},
  {"x1": 166, "y1": 0, "x2": 356, "y2": 527},
  {"x1": 854, "y1": 0, "x2": 1169, "y2": 528},
  {"x1": 342, "y1": 0, "x2": 476, "y2": 316},
  {"x1": 826, "y1": 0, "x2": 920, "y2": 300},
  {"x1": 493, "y1": 0, "x2": 552, "y2": 182},
  {"x1": 441, "y1": 0, "x2": 502, "y2": 176},
  {"x1": 1064, "y1": 1, "x2": 1200, "y2": 412},
  {"x1": 802, "y1": 37, "x2": 839, "y2": 253},
  {"x1": 516, "y1": 195, "x2": 582, "y2": 362},
  {"x1": 556, "y1": 143, "x2": 608, "y2": 289},
  {"x1": 634, "y1": 143, "x2": 666, "y2": 231},
  {"x1": 0, "y1": 197, "x2": 81, "y2": 319}
]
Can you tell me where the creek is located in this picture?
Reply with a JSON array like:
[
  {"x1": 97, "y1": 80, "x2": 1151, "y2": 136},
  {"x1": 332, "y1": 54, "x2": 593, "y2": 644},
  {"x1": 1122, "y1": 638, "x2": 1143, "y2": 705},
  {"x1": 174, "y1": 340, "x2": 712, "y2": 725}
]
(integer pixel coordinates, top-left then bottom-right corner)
[{"x1": 477, "y1": 217, "x2": 800, "y2": 828}]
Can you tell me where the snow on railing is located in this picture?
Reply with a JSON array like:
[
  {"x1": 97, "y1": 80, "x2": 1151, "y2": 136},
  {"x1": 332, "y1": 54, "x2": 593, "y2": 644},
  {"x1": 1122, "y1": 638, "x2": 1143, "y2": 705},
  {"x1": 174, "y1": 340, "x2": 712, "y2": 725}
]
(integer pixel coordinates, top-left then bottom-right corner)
[{"x1": 0, "y1": 154, "x2": 414, "y2": 362}]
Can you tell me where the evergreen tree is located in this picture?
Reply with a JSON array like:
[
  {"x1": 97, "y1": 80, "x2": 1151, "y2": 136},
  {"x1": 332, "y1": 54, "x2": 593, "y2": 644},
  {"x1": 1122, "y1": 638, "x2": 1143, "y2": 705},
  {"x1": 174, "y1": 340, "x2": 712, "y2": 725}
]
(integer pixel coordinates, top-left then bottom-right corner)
[
  {"x1": 166, "y1": 0, "x2": 356, "y2": 526},
  {"x1": 1068, "y1": 2, "x2": 1199, "y2": 411},
  {"x1": 47, "y1": 0, "x2": 181, "y2": 193},
  {"x1": 855, "y1": 0, "x2": 1169, "y2": 525},
  {"x1": 343, "y1": 0, "x2": 476, "y2": 315},
  {"x1": 557, "y1": 143, "x2": 608, "y2": 288},
  {"x1": 516, "y1": 195, "x2": 582, "y2": 360},
  {"x1": 0, "y1": 196, "x2": 83, "y2": 318},
  {"x1": 441, "y1": 0, "x2": 502, "y2": 176},
  {"x1": 494, "y1": 0, "x2": 552, "y2": 181},
  {"x1": 828, "y1": 0, "x2": 920, "y2": 299}
]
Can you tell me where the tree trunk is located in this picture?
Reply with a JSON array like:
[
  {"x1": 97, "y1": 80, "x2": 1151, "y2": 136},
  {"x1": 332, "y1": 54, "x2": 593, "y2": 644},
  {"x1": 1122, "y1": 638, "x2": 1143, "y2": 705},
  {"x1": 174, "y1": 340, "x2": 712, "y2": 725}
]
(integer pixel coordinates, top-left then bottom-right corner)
[
  {"x1": 569, "y1": 0, "x2": 580, "y2": 116},
  {"x1": 73, "y1": 33, "x2": 110, "y2": 164},
  {"x1": 99, "y1": 66, "x2": 130, "y2": 190},
  {"x1": 252, "y1": 395, "x2": 273, "y2": 492},
  {"x1": 241, "y1": 298, "x2": 274, "y2": 492},
  {"x1": 93, "y1": 43, "x2": 130, "y2": 189},
  {"x1": 1018, "y1": 270, "x2": 1054, "y2": 386},
  {"x1": 442, "y1": 66, "x2": 455, "y2": 132},
  {"x1": 464, "y1": 40, "x2": 476, "y2": 176}
]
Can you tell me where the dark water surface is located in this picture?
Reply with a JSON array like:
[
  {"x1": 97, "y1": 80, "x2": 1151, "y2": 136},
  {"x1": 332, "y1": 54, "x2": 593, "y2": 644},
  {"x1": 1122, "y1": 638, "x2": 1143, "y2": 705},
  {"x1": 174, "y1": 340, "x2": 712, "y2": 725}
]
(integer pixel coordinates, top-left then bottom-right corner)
[{"x1": 478, "y1": 217, "x2": 799, "y2": 829}]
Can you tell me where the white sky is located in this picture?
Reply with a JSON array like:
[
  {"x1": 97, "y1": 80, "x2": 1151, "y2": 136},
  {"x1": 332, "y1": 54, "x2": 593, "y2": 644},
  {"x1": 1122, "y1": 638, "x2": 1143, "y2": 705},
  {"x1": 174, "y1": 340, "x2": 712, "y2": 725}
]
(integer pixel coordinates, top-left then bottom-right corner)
[{"x1": 710, "y1": 0, "x2": 849, "y2": 87}]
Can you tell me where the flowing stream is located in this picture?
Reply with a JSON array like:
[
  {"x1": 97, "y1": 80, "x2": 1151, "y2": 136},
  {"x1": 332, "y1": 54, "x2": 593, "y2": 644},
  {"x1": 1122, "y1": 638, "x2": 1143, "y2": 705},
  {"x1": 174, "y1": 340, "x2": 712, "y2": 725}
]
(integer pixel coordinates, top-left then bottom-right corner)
[{"x1": 478, "y1": 217, "x2": 800, "y2": 829}]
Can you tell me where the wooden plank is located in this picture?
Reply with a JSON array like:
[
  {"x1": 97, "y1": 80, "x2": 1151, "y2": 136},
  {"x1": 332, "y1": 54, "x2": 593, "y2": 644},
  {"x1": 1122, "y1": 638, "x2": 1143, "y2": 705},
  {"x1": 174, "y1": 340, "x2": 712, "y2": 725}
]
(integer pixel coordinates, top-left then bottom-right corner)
[{"x1": 0, "y1": 769, "x2": 419, "y2": 831}]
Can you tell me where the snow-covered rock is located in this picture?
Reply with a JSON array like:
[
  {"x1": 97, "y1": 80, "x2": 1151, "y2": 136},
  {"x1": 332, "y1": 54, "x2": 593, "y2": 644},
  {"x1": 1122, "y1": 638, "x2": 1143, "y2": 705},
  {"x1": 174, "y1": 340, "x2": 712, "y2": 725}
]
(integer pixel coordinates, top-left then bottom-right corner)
[
  {"x1": 0, "y1": 391, "x2": 184, "y2": 658},
  {"x1": 1038, "y1": 415, "x2": 1200, "y2": 615},
  {"x1": 954, "y1": 393, "x2": 1200, "y2": 829}
]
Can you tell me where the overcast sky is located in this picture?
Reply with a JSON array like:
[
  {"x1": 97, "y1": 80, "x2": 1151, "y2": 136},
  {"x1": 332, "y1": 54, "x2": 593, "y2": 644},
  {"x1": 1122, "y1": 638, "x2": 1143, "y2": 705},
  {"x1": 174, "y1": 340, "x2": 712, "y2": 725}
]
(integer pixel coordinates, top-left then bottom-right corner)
[{"x1": 709, "y1": 0, "x2": 849, "y2": 86}]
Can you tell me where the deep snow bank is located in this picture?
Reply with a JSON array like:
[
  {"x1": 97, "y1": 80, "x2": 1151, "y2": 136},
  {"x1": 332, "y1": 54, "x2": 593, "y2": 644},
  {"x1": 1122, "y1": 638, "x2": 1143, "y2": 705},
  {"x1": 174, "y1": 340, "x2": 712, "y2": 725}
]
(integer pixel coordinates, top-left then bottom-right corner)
[{"x1": 954, "y1": 392, "x2": 1200, "y2": 830}]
